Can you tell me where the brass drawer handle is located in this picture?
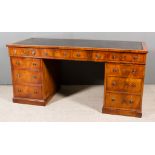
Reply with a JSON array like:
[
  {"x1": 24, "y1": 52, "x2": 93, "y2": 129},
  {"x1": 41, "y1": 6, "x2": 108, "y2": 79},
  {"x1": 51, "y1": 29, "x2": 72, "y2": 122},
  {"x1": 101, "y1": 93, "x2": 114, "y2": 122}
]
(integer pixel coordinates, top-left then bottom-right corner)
[
  {"x1": 32, "y1": 75, "x2": 37, "y2": 79},
  {"x1": 32, "y1": 50, "x2": 36, "y2": 55},
  {"x1": 32, "y1": 63, "x2": 37, "y2": 66},
  {"x1": 112, "y1": 68, "x2": 118, "y2": 73},
  {"x1": 17, "y1": 73, "x2": 21, "y2": 78},
  {"x1": 129, "y1": 99, "x2": 134, "y2": 104},
  {"x1": 133, "y1": 56, "x2": 138, "y2": 61},
  {"x1": 76, "y1": 53, "x2": 80, "y2": 57},
  {"x1": 16, "y1": 61, "x2": 20, "y2": 65},
  {"x1": 112, "y1": 81, "x2": 116, "y2": 86},
  {"x1": 34, "y1": 90, "x2": 38, "y2": 94},
  {"x1": 18, "y1": 89, "x2": 22, "y2": 93},
  {"x1": 111, "y1": 97, "x2": 115, "y2": 102},
  {"x1": 132, "y1": 69, "x2": 137, "y2": 74},
  {"x1": 112, "y1": 55, "x2": 117, "y2": 60},
  {"x1": 96, "y1": 54, "x2": 101, "y2": 59}
]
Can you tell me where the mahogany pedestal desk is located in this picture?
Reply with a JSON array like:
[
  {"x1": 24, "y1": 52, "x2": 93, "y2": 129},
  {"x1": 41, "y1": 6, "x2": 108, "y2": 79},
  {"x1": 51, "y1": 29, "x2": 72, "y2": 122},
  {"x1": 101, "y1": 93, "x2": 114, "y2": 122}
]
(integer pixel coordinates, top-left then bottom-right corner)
[{"x1": 7, "y1": 38, "x2": 148, "y2": 117}]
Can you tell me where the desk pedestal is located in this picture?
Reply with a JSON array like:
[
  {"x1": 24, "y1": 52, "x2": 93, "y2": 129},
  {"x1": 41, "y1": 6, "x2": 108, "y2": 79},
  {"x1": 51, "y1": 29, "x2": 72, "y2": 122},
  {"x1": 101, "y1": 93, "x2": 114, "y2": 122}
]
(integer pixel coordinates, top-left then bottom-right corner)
[
  {"x1": 103, "y1": 63, "x2": 144, "y2": 117},
  {"x1": 11, "y1": 58, "x2": 60, "y2": 106}
]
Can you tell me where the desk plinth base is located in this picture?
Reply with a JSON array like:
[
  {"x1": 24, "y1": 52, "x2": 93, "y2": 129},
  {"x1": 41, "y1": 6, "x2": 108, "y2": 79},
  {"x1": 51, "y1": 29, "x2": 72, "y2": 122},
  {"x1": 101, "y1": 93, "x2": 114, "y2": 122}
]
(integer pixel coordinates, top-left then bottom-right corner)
[
  {"x1": 13, "y1": 96, "x2": 53, "y2": 106},
  {"x1": 102, "y1": 107, "x2": 142, "y2": 118}
]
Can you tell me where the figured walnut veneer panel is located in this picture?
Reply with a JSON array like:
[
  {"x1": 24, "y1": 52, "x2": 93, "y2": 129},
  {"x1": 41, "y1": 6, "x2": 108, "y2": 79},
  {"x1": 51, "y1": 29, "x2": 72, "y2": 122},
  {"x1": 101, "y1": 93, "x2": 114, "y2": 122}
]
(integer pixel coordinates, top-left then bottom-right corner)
[
  {"x1": 11, "y1": 57, "x2": 41, "y2": 71},
  {"x1": 14, "y1": 84, "x2": 43, "y2": 100},
  {"x1": 12, "y1": 70, "x2": 42, "y2": 85},
  {"x1": 105, "y1": 92, "x2": 141, "y2": 110},
  {"x1": 106, "y1": 63, "x2": 145, "y2": 78}
]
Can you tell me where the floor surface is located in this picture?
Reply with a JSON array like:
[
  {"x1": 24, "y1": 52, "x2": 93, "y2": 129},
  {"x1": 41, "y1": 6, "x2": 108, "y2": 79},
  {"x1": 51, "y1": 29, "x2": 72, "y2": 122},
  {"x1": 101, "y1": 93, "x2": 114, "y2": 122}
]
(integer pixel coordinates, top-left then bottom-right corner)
[{"x1": 0, "y1": 85, "x2": 155, "y2": 122}]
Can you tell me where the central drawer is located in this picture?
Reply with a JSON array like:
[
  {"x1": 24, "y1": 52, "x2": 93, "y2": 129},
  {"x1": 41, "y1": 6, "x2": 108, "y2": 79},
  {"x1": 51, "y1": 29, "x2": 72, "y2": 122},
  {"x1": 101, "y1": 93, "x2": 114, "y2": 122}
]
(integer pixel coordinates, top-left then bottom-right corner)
[
  {"x1": 72, "y1": 51, "x2": 89, "y2": 60},
  {"x1": 92, "y1": 52, "x2": 107, "y2": 61},
  {"x1": 13, "y1": 70, "x2": 42, "y2": 84},
  {"x1": 54, "y1": 50, "x2": 71, "y2": 59},
  {"x1": 42, "y1": 49, "x2": 71, "y2": 59},
  {"x1": 14, "y1": 85, "x2": 43, "y2": 99},
  {"x1": 106, "y1": 77, "x2": 143, "y2": 94}
]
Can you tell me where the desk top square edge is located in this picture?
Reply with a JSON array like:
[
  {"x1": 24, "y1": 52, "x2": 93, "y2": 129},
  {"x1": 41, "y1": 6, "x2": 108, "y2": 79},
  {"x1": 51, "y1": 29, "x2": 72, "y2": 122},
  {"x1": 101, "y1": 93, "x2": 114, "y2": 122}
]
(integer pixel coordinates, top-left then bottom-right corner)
[{"x1": 7, "y1": 38, "x2": 148, "y2": 53}]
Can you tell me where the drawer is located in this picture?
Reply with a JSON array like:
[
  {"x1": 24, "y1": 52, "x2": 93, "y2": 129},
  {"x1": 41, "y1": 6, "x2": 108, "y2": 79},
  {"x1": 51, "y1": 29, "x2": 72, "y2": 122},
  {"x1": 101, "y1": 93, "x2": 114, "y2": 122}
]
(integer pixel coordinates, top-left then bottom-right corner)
[
  {"x1": 104, "y1": 93, "x2": 141, "y2": 110},
  {"x1": 14, "y1": 85, "x2": 43, "y2": 99},
  {"x1": 42, "y1": 49, "x2": 55, "y2": 57},
  {"x1": 42, "y1": 49, "x2": 71, "y2": 59},
  {"x1": 106, "y1": 77, "x2": 143, "y2": 94},
  {"x1": 13, "y1": 70, "x2": 42, "y2": 84},
  {"x1": 106, "y1": 63, "x2": 145, "y2": 78},
  {"x1": 92, "y1": 52, "x2": 107, "y2": 61},
  {"x1": 9, "y1": 48, "x2": 40, "y2": 57},
  {"x1": 72, "y1": 51, "x2": 89, "y2": 60},
  {"x1": 109, "y1": 53, "x2": 146, "y2": 64},
  {"x1": 53, "y1": 50, "x2": 71, "y2": 59},
  {"x1": 11, "y1": 58, "x2": 41, "y2": 70}
]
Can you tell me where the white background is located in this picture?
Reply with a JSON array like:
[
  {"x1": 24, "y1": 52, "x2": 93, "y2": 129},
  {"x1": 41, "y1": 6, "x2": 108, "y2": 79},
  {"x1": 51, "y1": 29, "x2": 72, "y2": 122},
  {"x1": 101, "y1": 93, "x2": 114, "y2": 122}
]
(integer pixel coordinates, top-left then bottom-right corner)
[{"x1": 0, "y1": 0, "x2": 155, "y2": 155}]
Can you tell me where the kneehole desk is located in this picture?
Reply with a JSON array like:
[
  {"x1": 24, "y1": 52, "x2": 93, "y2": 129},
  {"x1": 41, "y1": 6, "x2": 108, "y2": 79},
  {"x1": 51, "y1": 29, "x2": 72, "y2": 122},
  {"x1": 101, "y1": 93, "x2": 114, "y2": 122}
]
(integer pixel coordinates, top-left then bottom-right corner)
[{"x1": 7, "y1": 38, "x2": 148, "y2": 117}]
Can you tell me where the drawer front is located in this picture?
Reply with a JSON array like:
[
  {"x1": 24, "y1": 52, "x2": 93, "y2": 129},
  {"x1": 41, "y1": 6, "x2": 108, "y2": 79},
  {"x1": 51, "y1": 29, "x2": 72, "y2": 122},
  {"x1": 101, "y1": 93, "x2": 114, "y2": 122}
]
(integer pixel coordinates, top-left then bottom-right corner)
[
  {"x1": 53, "y1": 50, "x2": 71, "y2": 59},
  {"x1": 9, "y1": 48, "x2": 40, "y2": 57},
  {"x1": 92, "y1": 52, "x2": 107, "y2": 61},
  {"x1": 106, "y1": 77, "x2": 143, "y2": 94},
  {"x1": 109, "y1": 53, "x2": 146, "y2": 64},
  {"x1": 14, "y1": 85, "x2": 42, "y2": 99},
  {"x1": 42, "y1": 49, "x2": 55, "y2": 57},
  {"x1": 106, "y1": 63, "x2": 145, "y2": 78},
  {"x1": 11, "y1": 58, "x2": 41, "y2": 70},
  {"x1": 42, "y1": 49, "x2": 71, "y2": 59},
  {"x1": 72, "y1": 51, "x2": 89, "y2": 60},
  {"x1": 105, "y1": 93, "x2": 141, "y2": 110},
  {"x1": 13, "y1": 70, "x2": 42, "y2": 84}
]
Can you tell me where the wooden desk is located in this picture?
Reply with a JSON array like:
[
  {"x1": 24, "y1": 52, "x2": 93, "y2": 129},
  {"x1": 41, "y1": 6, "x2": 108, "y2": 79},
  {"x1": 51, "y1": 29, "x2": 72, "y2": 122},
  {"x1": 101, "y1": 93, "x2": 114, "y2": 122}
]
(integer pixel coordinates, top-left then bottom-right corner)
[{"x1": 7, "y1": 38, "x2": 148, "y2": 117}]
